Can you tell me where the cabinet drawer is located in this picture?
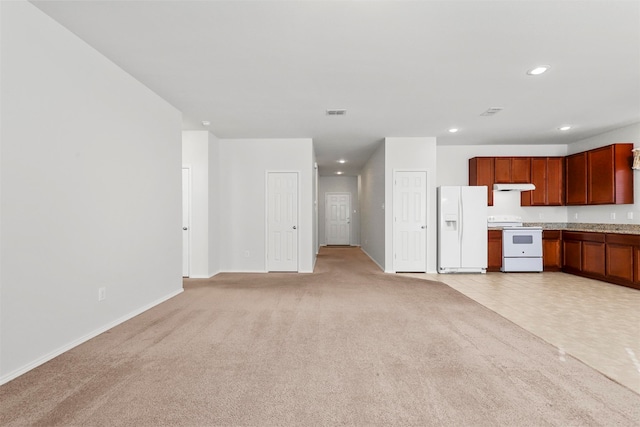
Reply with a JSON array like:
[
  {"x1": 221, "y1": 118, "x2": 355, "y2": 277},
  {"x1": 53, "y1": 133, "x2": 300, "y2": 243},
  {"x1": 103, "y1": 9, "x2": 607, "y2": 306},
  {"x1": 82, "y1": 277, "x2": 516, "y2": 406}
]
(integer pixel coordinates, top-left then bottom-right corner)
[{"x1": 563, "y1": 231, "x2": 605, "y2": 243}]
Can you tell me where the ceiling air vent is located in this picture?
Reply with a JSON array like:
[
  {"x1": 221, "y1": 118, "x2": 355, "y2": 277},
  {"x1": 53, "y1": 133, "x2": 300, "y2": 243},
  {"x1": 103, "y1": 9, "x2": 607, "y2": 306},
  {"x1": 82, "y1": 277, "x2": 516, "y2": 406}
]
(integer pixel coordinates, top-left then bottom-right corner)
[
  {"x1": 481, "y1": 107, "x2": 504, "y2": 116},
  {"x1": 326, "y1": 109, "x2": 347, "y2": 116}
]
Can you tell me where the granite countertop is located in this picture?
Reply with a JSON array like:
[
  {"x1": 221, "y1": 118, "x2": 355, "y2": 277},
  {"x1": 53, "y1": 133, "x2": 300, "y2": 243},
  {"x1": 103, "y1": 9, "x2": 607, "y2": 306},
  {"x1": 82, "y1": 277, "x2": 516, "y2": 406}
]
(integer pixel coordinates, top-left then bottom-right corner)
[{"x1": 522, "y1": 222, "x2": 640, "y2": 235}]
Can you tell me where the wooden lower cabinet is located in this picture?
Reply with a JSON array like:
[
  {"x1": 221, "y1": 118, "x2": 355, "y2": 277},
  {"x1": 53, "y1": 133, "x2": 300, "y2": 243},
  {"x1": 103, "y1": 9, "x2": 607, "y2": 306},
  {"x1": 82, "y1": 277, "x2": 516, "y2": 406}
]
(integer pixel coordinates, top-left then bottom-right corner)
[
  {"x1": 607, "y1": 243, "x2": 634, "y2": 283},
  {"x1": 635, "y1": 248, "x2": 640, "y2": 285},
  {"x1": 605, "y1": 234, "x2": 640, "y2": 289},
  {"x1": 562, "y1": 231, "x2": 640, "y2": 290},
  {"x1": 487, "y1": 230, "x2": 502, "y2": 272},
  {"x1": 562, "y1": 231, "x2": 585, "y2": 273},
  {"x1": 486, "y1": 229, "x2": 640, "y2": 289},
  {"x1": 488, "y1": 229, "x2": 562, "y2": 272},
  {"x1": 542, "y1": 230, "x2": 562, "y2": 271},
  {"x1": 582, "y1": 241, "x2": 605, "y2": 278}
]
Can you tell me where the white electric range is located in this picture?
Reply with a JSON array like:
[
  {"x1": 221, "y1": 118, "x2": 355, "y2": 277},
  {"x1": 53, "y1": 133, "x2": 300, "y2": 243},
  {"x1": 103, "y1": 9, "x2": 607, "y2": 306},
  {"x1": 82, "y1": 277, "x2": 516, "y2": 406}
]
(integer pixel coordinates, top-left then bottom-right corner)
[{"x1": 488, "y1": 215, "x2": 543, "y2": 272}]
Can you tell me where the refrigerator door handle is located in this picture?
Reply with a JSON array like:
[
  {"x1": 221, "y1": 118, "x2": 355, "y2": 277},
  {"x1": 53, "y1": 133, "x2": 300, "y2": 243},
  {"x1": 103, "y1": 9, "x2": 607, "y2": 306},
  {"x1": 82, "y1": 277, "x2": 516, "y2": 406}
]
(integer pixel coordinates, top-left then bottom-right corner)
[{"x1": 458, "y1": 195, "x2": 463, "y2": 247}]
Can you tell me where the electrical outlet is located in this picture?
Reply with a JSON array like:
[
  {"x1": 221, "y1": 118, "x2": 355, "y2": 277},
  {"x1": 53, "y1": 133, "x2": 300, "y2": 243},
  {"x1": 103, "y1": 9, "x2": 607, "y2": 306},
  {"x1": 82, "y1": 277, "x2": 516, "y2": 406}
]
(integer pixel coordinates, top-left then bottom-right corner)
[
  {"x1": 628, "y1": 212, "x2": 634, "y2": 220},
  {"x1": 244, "y1": 250, "x2": 250, "y2": 258},
  {"x1": 573, "y1": 213, "x2": 579, "y2": 220},
  {"x1": 610, "y1": 212, "x2": 616, "y2": 220},
  {"x1": 98, "y1": 287, "x2": 106, "y2": 302},
  {"x1": 538, "y1": 213, "x2": 544, "y2": 219}
]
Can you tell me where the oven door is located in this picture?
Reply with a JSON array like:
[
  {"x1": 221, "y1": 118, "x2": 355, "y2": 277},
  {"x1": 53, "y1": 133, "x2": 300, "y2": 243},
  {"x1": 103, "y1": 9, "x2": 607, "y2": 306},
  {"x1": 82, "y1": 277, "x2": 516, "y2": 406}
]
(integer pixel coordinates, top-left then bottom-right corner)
[{"x1": 502, "y1": 229, "x2": 542, "y2": 257}]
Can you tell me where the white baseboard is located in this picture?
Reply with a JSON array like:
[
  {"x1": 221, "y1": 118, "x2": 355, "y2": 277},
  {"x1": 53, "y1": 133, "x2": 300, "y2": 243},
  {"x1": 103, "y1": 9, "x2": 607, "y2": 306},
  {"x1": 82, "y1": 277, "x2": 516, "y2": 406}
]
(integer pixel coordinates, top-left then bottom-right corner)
[{"x1": 0, "y1": 288, "x2": 184, "y2": 386}]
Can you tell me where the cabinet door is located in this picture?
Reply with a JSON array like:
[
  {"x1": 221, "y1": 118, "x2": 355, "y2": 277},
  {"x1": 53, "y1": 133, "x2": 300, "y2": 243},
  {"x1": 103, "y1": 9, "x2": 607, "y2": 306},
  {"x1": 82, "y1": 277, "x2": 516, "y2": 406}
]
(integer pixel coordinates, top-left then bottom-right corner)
[
  {"x1": 527, "y1": 157, "x2": 547, "y2": 206},
  {"x1": 546, "y1": 157, "x2": 564, "y2": 205},
  {"x1": 494, "y1": 158, "x2": 512, "y2": 183},
  {"x1": 612, "y1": 143, "x2": 634, "y2": 204},
  {"x1": 511, "y1": 157, "x2": 531, "y2": 183},
  {"x1": 582, "y1": 241, "x2": 606, "y2": 277},
  {"x1": 563, "y1": 240, "x2": 581, "y2": 271},
  {"x1": 542, "y1": 230, "x2": 562, "y2": 271},
  {"x1": 635, "y1": 248, "x2": 640, "y2": 285},
  {"x1": 566, "y1": 153, "x2": 587, "y2": 205},
  {"x1": 588, "y1": 146, "x2": 615, "y2": 204},
  {"x1": 469, "y1": 157, "x2": 494, "y2": 206},
  {"x1": 606, "y1": 243, "x2": 634, "y2": 283},
  {"x1": 487, "y1": 230, "x2": 502, "y2": 272}
]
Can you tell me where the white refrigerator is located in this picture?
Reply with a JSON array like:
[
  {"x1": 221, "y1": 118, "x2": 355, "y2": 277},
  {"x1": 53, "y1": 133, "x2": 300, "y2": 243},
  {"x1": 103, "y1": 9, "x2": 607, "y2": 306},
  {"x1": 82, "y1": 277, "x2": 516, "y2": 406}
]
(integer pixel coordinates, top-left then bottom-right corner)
[{"x1": 437, "y1": 186, "x2": 488, "y2": 273}]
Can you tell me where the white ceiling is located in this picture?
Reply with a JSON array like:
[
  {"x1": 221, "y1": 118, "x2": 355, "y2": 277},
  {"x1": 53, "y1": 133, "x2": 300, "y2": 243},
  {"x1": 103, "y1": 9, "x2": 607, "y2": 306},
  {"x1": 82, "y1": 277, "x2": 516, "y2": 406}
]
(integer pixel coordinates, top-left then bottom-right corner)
[{"x1": 31, "y1": 0, "x2": 640, "y2": 176}]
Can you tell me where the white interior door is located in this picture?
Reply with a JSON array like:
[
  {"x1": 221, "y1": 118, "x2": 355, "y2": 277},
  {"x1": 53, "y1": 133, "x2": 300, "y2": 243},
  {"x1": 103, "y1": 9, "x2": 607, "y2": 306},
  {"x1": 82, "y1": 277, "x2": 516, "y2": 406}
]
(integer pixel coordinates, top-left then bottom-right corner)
[
  {"x1": 326, "y1": 193, "x2": 350, "y2": 245},
  {"x1": 393, "y1": 171, "x2": 427, "y2": 272},
  {"x1": 182, "y1": 167, "x2": 190, "y2": 277},
  {"x1": 267, "y1": 172, "x2": 298, "y2": 272}
]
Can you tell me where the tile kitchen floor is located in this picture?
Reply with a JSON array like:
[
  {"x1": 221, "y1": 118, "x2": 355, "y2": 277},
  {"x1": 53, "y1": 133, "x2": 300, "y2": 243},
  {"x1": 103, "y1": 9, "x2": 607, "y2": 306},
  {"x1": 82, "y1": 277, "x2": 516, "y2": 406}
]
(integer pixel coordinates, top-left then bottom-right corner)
[{"x1": 406, "y1": 271, "x2": 640, "y2": 395}]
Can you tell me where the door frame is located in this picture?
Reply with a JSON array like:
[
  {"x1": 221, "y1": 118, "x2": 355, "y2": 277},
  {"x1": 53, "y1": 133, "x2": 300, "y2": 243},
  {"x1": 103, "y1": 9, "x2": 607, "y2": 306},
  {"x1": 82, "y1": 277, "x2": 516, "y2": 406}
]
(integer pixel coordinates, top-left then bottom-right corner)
[
  {"x1": 182, "y1": 166, "x2": 192, "y2": 278},
  {"x1": 265, "y1": 170, "x2": 300, "y2": 272},
  {"x1": 324, "y1": 192, "x2": 351, "y2": 245},
  {"x1": 392, "y1": 169, "x2": 428, "y2": 273}
]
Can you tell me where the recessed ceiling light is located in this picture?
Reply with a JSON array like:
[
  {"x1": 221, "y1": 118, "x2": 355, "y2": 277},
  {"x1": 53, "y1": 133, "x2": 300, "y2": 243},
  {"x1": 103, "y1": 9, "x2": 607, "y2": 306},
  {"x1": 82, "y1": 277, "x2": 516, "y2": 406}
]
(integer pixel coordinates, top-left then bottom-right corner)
[
  {"x1": 448, "y1": 128, "x2": 459, "y2": 133},
  {"x1": 201, "y1": 120, "x2": 211, "y2": 126},
  {"x1": 336, "y1": 171, "x2": 343, "y2": 175},
  {"x1": 337, "y1": 159, "x2": 346, "y2": 164},
  {"x1": 559, "y1": 125, "x2": 572, "y2": 131},
  {"x1": 527, "y1": 65, "x2": 550, "y2": 75}
]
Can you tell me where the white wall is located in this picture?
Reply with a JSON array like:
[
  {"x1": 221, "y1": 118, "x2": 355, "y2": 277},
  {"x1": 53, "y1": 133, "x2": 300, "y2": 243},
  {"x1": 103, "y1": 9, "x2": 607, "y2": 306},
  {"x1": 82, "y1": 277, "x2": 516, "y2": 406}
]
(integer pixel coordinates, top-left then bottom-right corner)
[
  {"x1": 567, "y1": 122, "x2": 640, "y2": 224},
  {"x1": 1, "y1": 1, "x2": 183, "y2": 383},
  {"x1": 218, "y1": 138, "x2": 315, "y2": 273},
  {"x1": 385, "y1": 137, "x2": 438, "y2": 273},
  {"x1": 359, "y1": 142, "x2": 386, "y2": 269},
  {"x1": 318, "y1": 176, "x2": 360, "y2": 246},
  {"x1": 436, "y1": 144, "x2": 569, "y2": 223}
]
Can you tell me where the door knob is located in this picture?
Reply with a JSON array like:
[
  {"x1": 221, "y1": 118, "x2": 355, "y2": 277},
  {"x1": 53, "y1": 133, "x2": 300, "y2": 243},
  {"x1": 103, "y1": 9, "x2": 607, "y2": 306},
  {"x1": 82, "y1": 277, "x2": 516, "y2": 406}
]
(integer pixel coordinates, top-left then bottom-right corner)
[
  {"x1": 293, "y1": 226, "x2": 297, "y2": 230},
  {"x1": 421, "y1": 226, "x2": 426, "y2": 229},
  {"x1": 183, "y1": 227, "x2": 188, "y2": 230}
]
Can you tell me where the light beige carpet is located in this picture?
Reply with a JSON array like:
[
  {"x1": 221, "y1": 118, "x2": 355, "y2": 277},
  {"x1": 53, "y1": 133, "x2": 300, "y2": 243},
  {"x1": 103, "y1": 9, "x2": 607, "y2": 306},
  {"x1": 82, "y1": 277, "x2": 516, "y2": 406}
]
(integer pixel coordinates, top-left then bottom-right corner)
[{"x1": 1, "y1": 247, "x2": 639, "y2": 426}]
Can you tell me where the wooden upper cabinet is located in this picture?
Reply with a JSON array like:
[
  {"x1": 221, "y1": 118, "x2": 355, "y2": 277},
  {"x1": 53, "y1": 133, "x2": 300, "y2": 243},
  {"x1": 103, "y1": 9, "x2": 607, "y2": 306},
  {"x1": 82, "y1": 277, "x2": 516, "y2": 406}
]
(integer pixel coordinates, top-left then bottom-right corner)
[
  {"x1": 494, "y1": 158, "x2": 511, "y2": 183},
  {"x1": 588, "y1": 146, "x2": 616, "y2": 204},
  {"x1": 546, "y1": 157, "x2": 564, "y2": 205},
  {"x1": 566, "y1": 152, "x2": 588, "y2": 205},
  {"x1": 588, "y1": 144, "x2": 633, "y2": 204},
  {"x1": 566, "y1": 144, "x2": 633, "y2": 205},
  {"x1": 471, "y1": 145, "x2": 632, "y2": 208},
  {"x1": 469, "y1": 157, "x2": 494, "y2": 206},
  {"x1": 494, "y1": 157, "x2": 530, "y2": 183},
  {"x1": 511, "y1": 157, "x2": 531, "y2": 183},
  {"x1": 523, "y1": 157, "x2": 564, "y2": 206}
]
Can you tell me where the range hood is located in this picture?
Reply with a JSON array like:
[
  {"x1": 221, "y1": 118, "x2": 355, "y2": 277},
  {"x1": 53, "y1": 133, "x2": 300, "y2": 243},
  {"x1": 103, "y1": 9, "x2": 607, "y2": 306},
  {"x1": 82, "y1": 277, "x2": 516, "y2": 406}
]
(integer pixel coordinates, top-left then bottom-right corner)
[{"x1": 493, "y1": 183, "x2": 536, "y2": 191}]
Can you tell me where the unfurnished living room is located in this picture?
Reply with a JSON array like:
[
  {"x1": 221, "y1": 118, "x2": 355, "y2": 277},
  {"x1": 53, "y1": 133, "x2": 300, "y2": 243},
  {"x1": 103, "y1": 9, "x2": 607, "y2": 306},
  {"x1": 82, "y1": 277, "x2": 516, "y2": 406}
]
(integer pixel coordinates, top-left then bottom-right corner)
[{"x1": 1, "y1": 1, "x2": 640, "y2": 426}]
